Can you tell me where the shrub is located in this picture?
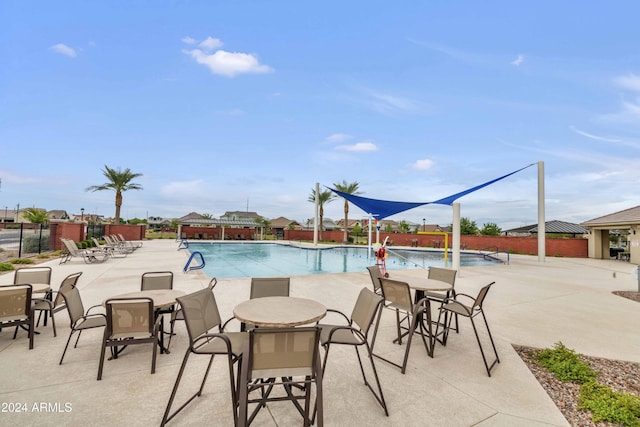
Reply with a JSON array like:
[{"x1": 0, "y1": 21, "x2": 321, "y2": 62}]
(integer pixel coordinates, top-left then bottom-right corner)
[
  {"x1": 10, "y1": 258, "x2": 35, "y2": 265},
  {"x1": 0, "y1": 262, "x2": 14, "y2": 271},
  {"x1": 579, "y1": 380, "x2": 640, "y2": 426},
  {"x1": 536, "y1": 342, "x2": 597, "y2": 384},
  {"x1": 22, "y1": 233, "x2": 50, "y2": 254}
]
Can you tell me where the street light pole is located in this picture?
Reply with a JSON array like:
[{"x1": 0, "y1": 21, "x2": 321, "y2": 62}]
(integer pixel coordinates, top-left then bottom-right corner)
[
  {"x1": 422, "y1": 218, "x2": 426, "y2": 232},
  {"x1": 81, "y1": 208, "x2": 85, "y2": 221}
]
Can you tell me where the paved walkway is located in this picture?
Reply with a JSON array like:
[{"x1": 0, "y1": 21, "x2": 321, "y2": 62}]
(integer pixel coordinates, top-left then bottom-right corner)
[{"x1": 1, "y1": 240, "x2": 639, "y2": 426}]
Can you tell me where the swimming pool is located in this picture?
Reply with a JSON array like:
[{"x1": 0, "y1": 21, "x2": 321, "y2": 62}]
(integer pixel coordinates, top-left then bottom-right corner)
[{"x1": 187, "y1": 242, "x2": 500, "y2": 279}]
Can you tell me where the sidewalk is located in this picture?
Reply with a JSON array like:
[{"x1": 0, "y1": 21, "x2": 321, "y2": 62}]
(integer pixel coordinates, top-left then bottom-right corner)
[{"x1": 1, "y1": 239, "x2": 639, "y2": 426}]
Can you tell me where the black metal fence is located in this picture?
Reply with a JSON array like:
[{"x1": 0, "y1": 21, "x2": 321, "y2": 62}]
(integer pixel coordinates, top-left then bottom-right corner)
[{"x1": 0, "y1": 223, "x2": 51, "y2": 258}]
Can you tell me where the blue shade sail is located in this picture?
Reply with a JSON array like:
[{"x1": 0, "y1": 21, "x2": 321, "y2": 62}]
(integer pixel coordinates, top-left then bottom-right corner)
[{"x1": 328, "y1": 163, "x2": 536, "y2": 219}]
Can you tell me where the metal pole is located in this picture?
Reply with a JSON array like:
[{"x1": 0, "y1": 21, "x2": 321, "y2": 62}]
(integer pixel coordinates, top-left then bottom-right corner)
[
  {"x1": 452, "y1": 203, "x2": 461, "y2": 271},
  {"x1": 538, "y1": 161, "x2": 546, "y2": 262},
  {"x1": 313, "y1": 182, "x2": 319, "y2": 246}
]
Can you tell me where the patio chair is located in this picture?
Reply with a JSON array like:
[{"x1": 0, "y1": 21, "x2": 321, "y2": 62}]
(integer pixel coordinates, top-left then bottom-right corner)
[
  {"x1": 103, "y1": 235, "x2": 133, "y2": 256},
  {"x1": 31, "y1": 272, "x2": 82, "y2": 337},
  {"x1": 366, "y1": 266, "x2": 384, "y2": 296},
  {"x1": 58, "y1": 285, "x2": 106, "y2": 365},
  {"x1": 167, "y1": 277, "x2": 217, "y2": 349},
  {"x1": 116, "y1": 233, "x2": 143, "y2": 250},
  {"x1": 424, "y1": 266, "x2": 458, "y2": 338},
  {"x1": 92, "y1": 237, "x2": 126, "y2": 258},
  {"x1": 60, "y1": 238, "x2": 108, "y2": 264},
  {"x1": 0, "y1": 284, "x2": 34, "y2": 349},
  {"x1": 373, "y1": 278, "x2": 434, "y2": 374},
  {"x1": 440, "y1": 282, "x2": 499, "y2": 376},
  {"x1": 141, "y1": 271, "x2": 175, "y2": 347},
  {"x1": 315, "y1": 287, "x2": 388, "y2": 419},
  {"x1": 237, "y1": 327, "x2": 323, "y2": 426},
  {"x1": 98, "y1": 297, "x2": 161, "y2": 380},
  {"x1": 161, "y1": 287, "x2": 247, "y2": 426},
  {"x1": 13, "y1": 266, "x2": 52, "y2": 330},
  {"x1": 249, "y1": 277, "x2": 290, "y2": 299}
]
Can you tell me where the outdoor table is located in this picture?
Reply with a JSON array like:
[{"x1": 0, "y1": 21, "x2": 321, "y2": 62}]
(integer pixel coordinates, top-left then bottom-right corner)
[
  {"x1": 233, "y1": 296, "x2": 327, "y2": 327},
  {"x1": 233, "y1": 296, "x2": 326, "y2": 419},
  {"x1": 104, "y1": 289, "x2": 186, "y2": 354}
]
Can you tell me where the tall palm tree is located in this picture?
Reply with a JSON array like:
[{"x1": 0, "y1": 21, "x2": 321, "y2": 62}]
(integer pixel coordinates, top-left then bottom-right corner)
[
  {"x1": 307, "y1": 188, "x2": 335, "y2": 241},
  {"x1": 333, "y1": 180, "x2": 361, "y2": 244},
  {"x1": 86, "y1": 165, "x2": 143, "y2": 224}
]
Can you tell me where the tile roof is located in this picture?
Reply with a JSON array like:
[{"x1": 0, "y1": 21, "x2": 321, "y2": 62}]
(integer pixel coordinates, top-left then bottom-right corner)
[{"x1": 581, "y1": 205, "x2": 640, "y2": 227}]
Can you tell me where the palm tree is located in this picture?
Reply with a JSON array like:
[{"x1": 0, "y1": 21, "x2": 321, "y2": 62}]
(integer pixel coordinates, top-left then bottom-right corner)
[
  {"x1": 333, "y1": 180, "x2": 361, "y2": 244},
  {"x1": 86, "y1": 165, "x2": 143, "y2": 224},
  {"x1": 22, "y1": 207, "x2": 49, "y2": 224},
  {"x1": 307, "y1": 188, "x2": 335, "y2": 241}
]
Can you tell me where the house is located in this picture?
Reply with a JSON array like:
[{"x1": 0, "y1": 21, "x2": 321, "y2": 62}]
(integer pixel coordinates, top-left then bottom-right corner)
[
  {"x1": 581, "y1": 205, "x2": 640, "y2": 263},
  {"x1": 47, "y1": 210, "x2": 70, "y2": 221},
  {"x1": 1, "y1": 208, "x2": 16, "y2": 223},
  {"x1": 304, "y1": 218, "x2": 338, "y2": 230},
  {"x1": 269, "y1": 217, "x2": 300, "y2": 239},
  {"x1": 220, "y1": 211, "x2": 261, "y2": 222}
]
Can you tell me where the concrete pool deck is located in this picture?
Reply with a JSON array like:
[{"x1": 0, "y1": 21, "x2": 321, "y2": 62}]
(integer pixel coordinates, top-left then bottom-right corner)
[{"x1": 1, "y1": 239, "x2": 639, "y2": 426}]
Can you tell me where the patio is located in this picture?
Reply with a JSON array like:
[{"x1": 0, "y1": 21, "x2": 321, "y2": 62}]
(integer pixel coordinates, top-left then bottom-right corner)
[{"x1": 1, "y1": 239, "x2": 639, "y2": 426}]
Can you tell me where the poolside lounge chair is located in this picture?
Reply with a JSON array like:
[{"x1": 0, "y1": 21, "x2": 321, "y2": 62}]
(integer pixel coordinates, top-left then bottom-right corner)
[
  {"x1": 103, "y1": 235, "x2": 134, "y2": 256},
  {"x1": 116, "y1": 233, "x2": 143, "y2": 250},
  {"x1": 60, "y1": 238, "x2": 109, "y2": 264},
  {"x1": 92, "y1": 237, "x2": 126, "y2": 258}
]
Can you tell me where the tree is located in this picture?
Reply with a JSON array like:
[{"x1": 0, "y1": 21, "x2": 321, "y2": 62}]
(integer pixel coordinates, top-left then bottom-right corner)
[
  {"x1": 480, "y1": 222, "x2": 502, "y2": 236},
  {"x1": 384, "y1": 223, "x2": 393, "y2": 233},
  {"x1": 307, "y1": 188, "x2": 335, "y2": 241},
  {"x1": 86, "y1": 165, "x2": 143, "y2": 225},
  {"x1": 460, "y1": 217, "x2": 479, "y2": 235},
  {"x1": 333, "y1": 180, "x2": 361, "y2": 244},
  {"x1": 255, "y1": 217, "x2": 272, "y2": 239},
  {"x1": 22, "y1": 207, "x2": 48, "y2": 224},
  {"x1": 201, "y1": 213, "x2": 215, "y2": 219},
  {"x1": 398, "y1": 220, "x2": 410, "y2": 233}
]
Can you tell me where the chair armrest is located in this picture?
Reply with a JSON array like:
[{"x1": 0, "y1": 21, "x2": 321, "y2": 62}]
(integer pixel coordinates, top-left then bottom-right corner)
[
  {"x1": 86, "y1": 304, "x2": 104, "y2": 315},
  {"x1": 192, "y1": 333, "x2": 233, "y2": 353},
  {"x1": 221, "y1": 316, "x2": 240, "y2": 332},
  {"x1": 317, "y1": 308, "x2": 351, "y2": 325},
  {"x1": 326, "y1": 325, "x2": 367, "y2": 345}
]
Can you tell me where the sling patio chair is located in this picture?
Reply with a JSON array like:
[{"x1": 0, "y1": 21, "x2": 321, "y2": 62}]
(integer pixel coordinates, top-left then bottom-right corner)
[
  {"x1": 13, "y1": 266, "x2": 53, "y2": 333},
  {"x1": 58, "y1": 285, "x2": 106, "y2": 365},
  {"x1": 0, "y1": 284, "x2": 35, "y2": 349},
  {"x1": 116, "y1": 233, "x2": 143, "y2": 250},
  {"x1": 98, "y1": 297, "x2": 161, "y2": 380},
  {"x1": 424, "y1": 266, "x2": 458, "y2": 341},
  {"x1": 237, "y1": 327, "x2": 323, "y2": 427},
  {"x1": 161, "y1": 287, "x2": 247, "y2": 426},
  {"x1": 314, "y1": 287, "x2": 388, "y2": 420},
  {"x1": 92, "y1": 237, "x2": 126, "y2": 258},
  {"x1": 103, "y1": 235, "x2": 134, "y2": 256},
  {"x1": 440, "y1": 281, "x2": 500, "y2": 377},
  {"x1": 141, "y1": 271, "x2": 175, "y2": 350},
  {"x1": 167, "y1": 277, "x2": 217, "y2": 350},
  {"x1": 373, "y1": 278, "x2": 434, "y2": 374},
  {"x1": 366, "y1": 266, "x2": 384, "y2": 296},
  {"x1": 31, "y1": 272, "x2": 83, "y2": 337},
  {"x1": 60, "y1": 238, "x2": 109, "y2": 264}
]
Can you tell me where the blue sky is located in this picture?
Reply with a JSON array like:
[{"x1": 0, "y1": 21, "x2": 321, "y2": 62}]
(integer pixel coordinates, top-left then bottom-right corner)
[{"x1": 2, "y1": 1, "x2": 640, "y2": 229}]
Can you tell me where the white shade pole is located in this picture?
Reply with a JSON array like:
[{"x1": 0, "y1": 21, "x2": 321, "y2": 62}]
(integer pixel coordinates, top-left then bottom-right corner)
[
  {"x1": 538, "y1": 161, "x2": 545, "y2": 262},
  {"x1": 452, "y1": 203, "x2": 461, "y2": 271}
]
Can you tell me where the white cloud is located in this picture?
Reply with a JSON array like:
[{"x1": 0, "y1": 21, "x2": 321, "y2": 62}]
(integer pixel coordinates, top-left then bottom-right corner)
[
  {"x1": 614, "y1": 73, "x2": 640, "y2": 92},
  {"x1": 359, "y1": 88, "x2": 432, "y2": 116},
  {"x1": 183, "y1": 48, "x2": 273, "y2": 78},
  {"x1": 181, "y1": 36, "x2": 197, "y2": 45},
  {"x1": 325, "y1": 133, "x2": 352, "y2": 143},
  {"x1": 411, "y1": 158, "x2": 435, "y2": 170},
  {"x1": 199, "y1": 36, "x2": 223, "y2": 51},
  {"x1": 569, "y1": 126, "x2": 623, "y2": 143},
  {"x1": 335, "y1": 141, "x2": 378, "y2": 152},
  {"x1": 511, "y1": 54, "x2": 524, "y2": 66},
  {"x1": 50, "y1": 43, "x2": 77, "y2": 58}
]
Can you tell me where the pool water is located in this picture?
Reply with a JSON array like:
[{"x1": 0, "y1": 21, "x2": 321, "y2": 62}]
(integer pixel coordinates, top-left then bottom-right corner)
[{"x1": 187, "y1": 243, "x2": 499, "y2": 279}]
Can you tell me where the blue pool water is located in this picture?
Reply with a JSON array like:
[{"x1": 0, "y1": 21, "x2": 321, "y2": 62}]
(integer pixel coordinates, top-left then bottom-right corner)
[{"x1": 187, "y1": 243, "x2": 499, "y2": 279}]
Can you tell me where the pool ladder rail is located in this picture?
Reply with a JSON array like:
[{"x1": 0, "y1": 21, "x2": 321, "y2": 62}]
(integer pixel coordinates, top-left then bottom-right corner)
[
  {"x1": 479, "y1": 246, "x2": 510, "y2": 265},
  {"x1": 178, "y1": 239, "x2": 189, "y2": 250},
  {"x1": 184, "y1": 251, "x2": 205, "y2": 273}
]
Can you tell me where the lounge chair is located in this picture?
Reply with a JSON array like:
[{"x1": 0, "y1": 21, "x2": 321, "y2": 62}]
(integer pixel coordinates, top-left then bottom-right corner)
[
  {"x1": 60, "y1": 239, "x2": 109, "y2": 264},
  {"x1": 116, "y1": 233, "x2": 143, "y2": 250},
  {"x1": 103, "y1": 235, "x2": 134, "y2": 256}
]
